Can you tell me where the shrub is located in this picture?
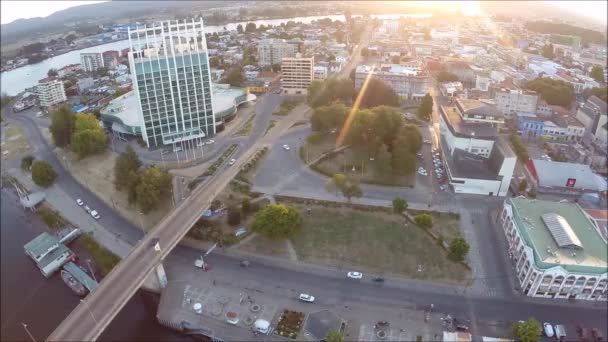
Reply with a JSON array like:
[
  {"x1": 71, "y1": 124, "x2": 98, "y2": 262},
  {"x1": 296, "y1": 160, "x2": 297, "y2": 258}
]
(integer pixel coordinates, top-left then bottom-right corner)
[
  {"x1": 242, "y1": 197, "x2": 251, "y2": 214},
  {"x1": 414, "y1": 213, "x2": 433, "y2": 228},
  {"x1": 21, "y1": 155, "x2": 35, "y2": 171},
  {"x1": 31, "y1": 160, "x2": 57, "y2": 187},
  {"x1": 448, "y1": 237, "x2": 470, "y2": 262},
  {"x1": 392, "y1": 197, "x2": 408, "y2": 213}
]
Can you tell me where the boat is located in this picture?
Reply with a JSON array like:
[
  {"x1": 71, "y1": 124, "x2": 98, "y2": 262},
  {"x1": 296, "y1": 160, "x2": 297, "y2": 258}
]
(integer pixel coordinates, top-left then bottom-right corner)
[{"x1": 60, "y1": 270, "x2": 88, "y2": 296}]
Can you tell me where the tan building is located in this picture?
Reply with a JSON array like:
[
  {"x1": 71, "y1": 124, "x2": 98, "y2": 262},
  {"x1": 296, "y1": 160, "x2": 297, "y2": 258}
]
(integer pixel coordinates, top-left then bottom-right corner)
[
  {"x1": 281, "y1": 54, "x2": 313, "y2": 95},
  {"x1": 36, "y1": 77, "x2": 67, "y2": 108}
]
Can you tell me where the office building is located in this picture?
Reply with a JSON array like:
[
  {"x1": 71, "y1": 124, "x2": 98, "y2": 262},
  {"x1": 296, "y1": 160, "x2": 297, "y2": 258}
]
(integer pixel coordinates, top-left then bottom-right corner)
[
  {"x1": 257, "y1": 39, "x2": 297, "y2": 66},
  {"x1": 494, "y1": 89, "x2": 538, "y2": 119},
  {"x1": 500, "y1": 197, "x2": 607, "y2": 301},
  {"x1": 128, "y1": 20, "x2": 215, "y2": 149},
  {"x1": 36, "y1": 77, "x2": 67, "y2": 108},
  {"x1": 102, "y1": 50, "x2": 120, "y2": 69},
  {"x1": 281, "y1": 54, "x2": 313, "y2": 95},
  {"x1": 355, "y1": 62, "x2": 428, "y2": 100},
  {"x1": 80, "y1": 52, "x2": 104, "y2": 72}
]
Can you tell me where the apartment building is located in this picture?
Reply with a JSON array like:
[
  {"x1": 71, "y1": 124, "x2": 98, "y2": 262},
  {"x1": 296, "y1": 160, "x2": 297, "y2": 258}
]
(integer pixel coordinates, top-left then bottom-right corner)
[
  {"x1": 281, "y1": 54, "x2": 313, "y2": 95},
  {"x1": 257, "y1": 39, "x2": 297, "y2": 66},
  {"x1": 36, "y1": 77, "x2": 67, "y2": 108},
  {"x1": 102, "y1": 50, "x2": 120, "y2": 69},
  {"x1": 80, "y1": 52, "x2": 104, "y2": 72},
  {"x1": 128, "y1": 20, "x2": 215, "y2": 149},
  {"x1": 494, "y1": 88, "x2": 539, "y2": 119},
  {"x1": 355, "y1": 62, "x2": 428, "y2": 100},
  {"x1": 500, "y1": 197, "x2": 607, "y2": 301}
]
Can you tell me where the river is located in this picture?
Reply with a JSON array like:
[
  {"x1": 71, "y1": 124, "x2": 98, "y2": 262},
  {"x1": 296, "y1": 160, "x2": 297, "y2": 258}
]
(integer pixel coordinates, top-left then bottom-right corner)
[
  {"x1": 0, "y1": 13, "x2": 430, "y2": 96},
  {"x1": 0, "y1": 188, "x2": 185, "y2": 341}
]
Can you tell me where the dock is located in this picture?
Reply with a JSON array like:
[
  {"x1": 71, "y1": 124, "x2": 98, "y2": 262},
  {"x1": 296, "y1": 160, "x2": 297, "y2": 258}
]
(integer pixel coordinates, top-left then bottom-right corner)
[{"x1": 63, "y1": 262, "x2": 98, "y2": 292}]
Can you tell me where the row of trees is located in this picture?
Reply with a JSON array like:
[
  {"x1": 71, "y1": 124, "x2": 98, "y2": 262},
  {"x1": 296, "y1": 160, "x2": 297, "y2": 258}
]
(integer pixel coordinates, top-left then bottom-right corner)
[
  {"x1": 509, "y1": 134, "x2": 529, "y2": 162},
  {"x1": 525, "y1": 77, "x2": 574, "y2": 108},
  {"x1": 435, "y1": 71, "x2": 459, "y2": 83},
  {"x1": 114, "y1": 147, "x2": 173, "y2": 214},
  {"x1": 49, "y1": 106, "x2": 108, "y2": 159},
  {"x1": 417, "y1": 93, "x2": 433, "y2": 121}
]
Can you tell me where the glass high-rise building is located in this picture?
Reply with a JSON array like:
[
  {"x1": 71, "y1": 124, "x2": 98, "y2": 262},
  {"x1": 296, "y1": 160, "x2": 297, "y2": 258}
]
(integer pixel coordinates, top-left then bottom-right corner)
[{"x1": 128, "y1": 20, "x2": 215, "y2": 149}]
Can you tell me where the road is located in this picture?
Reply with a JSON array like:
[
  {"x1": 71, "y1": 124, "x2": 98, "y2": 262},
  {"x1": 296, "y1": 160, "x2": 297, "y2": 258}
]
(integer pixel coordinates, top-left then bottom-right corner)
[{"x1": 45, "y1": 100, "x2": 311, "y2": 341}]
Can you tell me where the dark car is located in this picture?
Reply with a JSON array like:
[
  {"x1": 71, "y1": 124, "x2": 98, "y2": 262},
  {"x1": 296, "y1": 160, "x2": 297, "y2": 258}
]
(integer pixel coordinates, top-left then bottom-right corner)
[
  {"x1": 149, "y1": 237, "x2": 160, "y2": 249},
  {"x1": 372, "y1": 277, "x2": 385, "y2": 282}
]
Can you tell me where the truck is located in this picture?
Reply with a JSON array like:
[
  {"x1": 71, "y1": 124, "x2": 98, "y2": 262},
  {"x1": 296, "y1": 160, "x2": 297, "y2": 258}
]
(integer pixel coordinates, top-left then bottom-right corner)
[{"x1": 555, "y1": 324, "x2": 567, "y2": 341}]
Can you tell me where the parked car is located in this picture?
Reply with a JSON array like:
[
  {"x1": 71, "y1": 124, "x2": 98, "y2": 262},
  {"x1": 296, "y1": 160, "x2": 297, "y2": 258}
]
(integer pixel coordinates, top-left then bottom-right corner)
[
  {"x1": 544, "y1": 323, "x2": 555, "y2": 337},
  {"x1": 298, "y1": 293, "x2": 315, "y2": 303},
  {"x1": 282, "y1": 144, "x2": 291, "y2": 151},
  {"x1": 228, "y1": 158, "x2": 236, "y2": 165},
  {"x1": 206, "y1": 139, "x2": 215, "y2": 145},
  {"x1": 83, "y1": 205, "x2": 92, "y2": 213},
  {"x1": 76, "y1": 198, "x2": 84, "y2": 206},
  {"x1": 90, "y1": 210, "x2": 101, "y2": 220},
  {"x1": 347, "y1": 271, "x2": 363, "y2": 279},
  {"x1": 372, "y1": 277, "x2": 385, "y2": 283}
]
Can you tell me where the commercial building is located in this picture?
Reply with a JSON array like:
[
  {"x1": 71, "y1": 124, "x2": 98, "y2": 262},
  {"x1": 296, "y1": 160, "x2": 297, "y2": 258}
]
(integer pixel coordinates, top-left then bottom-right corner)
[
  {"x1": 540, "y1": 115, "x2": 585, "y2": 142},
  {"x1": 494, "y1": 88, "x2": 538, "y2": 119},
  {"x1": 281, "y1": 54, "x2": 313, "y2": 95},
  {"x1": 24, "y1": 232, "x2": 73, "y2": 278},
  {"x1": 257, "y1": 39, "x2": 297, "y2": 66},
  {"x1": 439, "y1": 99, "x2": 514, "y2": 196},
  {"x1": 576, "y1": 95, "x2": 607, "y2": 147},
  {"x1": 128, "y1": 20, "x2": 215, "y2": 149},
  {"x1": 526, "y1": 159, "x2": 605, "y2": 195},
  {"x1": 80, "y1": 52, "x2": 104, "y2": 72},
  {"x1": 102, "y1": 50, "x2": 120, "y2": 69},
  {"x1": 36, "y1": 77, "x2": 67, "y2": 108},
  {"x1": 499, "y1": 197, "x2": 607, "y2": 301},
  {"x1": 355, "y1": 62, "x2": 428, "y2": 100}
]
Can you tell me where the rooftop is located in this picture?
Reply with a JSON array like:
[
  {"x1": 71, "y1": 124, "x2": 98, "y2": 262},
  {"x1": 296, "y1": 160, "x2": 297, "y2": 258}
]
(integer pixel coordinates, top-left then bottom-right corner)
[
  {"x1": 507, "y1": 197, "x2": 608, "y2": 274},
  {"x1": 356, "y1": 63, "x2": 426, "y2": 77},
  {"x1": 529, "y1": 159, "x2": 602, "y2": 191},
  {"x1": 456, "y1": 98, "x2": 504, "y2": 118},
  {"x1": 440, "y1": 105, "x2": 498, "y2": 138},
  {"x1": 24, "y1": 232, "x2": 59, "y2": 261}
]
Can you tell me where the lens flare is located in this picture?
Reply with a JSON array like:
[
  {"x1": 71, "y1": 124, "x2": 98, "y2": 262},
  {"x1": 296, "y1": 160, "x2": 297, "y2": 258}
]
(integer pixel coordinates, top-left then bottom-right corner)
[{"x1": 336, "y1": 65, "x2": 375, "y2": 146}]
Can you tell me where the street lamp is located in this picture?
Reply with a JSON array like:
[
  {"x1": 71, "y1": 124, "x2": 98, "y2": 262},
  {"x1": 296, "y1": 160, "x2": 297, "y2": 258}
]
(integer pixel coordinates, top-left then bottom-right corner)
[
  {"x1": 80, "y1": 299, "x2": 98, "y2": 325},
  {"x1": 21, "y1": 323, "x2": 36, "y2": 342}
]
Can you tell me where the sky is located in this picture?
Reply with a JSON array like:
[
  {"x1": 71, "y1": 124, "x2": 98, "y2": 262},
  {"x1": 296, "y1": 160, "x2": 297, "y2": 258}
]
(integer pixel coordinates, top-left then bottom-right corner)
[{"x1": 0, "y1": 0, "x2": 606, "y2": 25}]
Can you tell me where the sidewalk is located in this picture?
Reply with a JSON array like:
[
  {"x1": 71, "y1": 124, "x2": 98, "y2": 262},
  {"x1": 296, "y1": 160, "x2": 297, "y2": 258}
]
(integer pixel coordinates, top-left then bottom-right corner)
[{"x1": 5, "y1": 167, "x2": 133, "y2": 258}]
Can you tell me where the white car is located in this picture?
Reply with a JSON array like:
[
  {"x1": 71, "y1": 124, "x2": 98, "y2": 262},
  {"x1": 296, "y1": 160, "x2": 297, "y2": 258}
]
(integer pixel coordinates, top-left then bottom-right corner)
[
  {"x1": 228, "y1": 158, "x2": 236, "y2": 165},
  {"x1": 76, "y1": 198, "x2": 84, "y2": 206},
  {"x1": 206, "y1": 139, "x2": 215, "y2": 145},
  {"x1": 543, "y1": 323, "x2": 554, "y2": 337},
  {"x1": 347, "y1": 271, "x2": 363, "y2": 279},
  {"x1": 282, "y1": 144, "x2": 290, "y2": 151},
  {"x1": 298, "y1": 293, "x2": 315, "y2": 303},
  {"x1": 90, "y1": 210, "x2": 101, "y2": 220},
  {"x1": 83, "y1": 205, "x2": 92, "y2": 213}
]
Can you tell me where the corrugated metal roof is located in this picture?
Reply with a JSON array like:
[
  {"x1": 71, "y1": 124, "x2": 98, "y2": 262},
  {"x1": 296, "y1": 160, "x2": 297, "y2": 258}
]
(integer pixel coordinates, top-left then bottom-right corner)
[
  {"x1": 24, "y1": 232, "x2": 59, "y2": 260},
  {"x1": 541, "y1": 213, "x2": 583, "y2": 249}
]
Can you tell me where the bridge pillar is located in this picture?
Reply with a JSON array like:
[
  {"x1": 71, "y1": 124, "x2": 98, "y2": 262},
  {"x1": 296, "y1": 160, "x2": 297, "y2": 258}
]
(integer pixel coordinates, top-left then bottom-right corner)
[{"x1": 142, "y1": 263, "x2": 168, "y2": 293}]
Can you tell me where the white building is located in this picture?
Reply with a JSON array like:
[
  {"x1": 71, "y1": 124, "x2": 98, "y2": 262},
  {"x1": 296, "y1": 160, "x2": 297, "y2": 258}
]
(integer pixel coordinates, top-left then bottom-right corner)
[
  {"x1": 281, "y1": 54, "x2": 313, "y2": 95},
  {"x1": 439, "y1": 82, "x2": 463, "y2": 97},
  {"x1": 76, "y1": 77, "x2": 95, "y2": 94},
  {"x1": 80, "y1": 52, "x2": 104, "y2": 72},
  {"x1": 36, "y1": 77, "x2": 67, "y2": 108},
  {"x1": 475, "y1": 74, "x2": 491, "y2": 92},
  {"x1": 313, "y1": 65, "x2": 328, "y2": 80},
  {"x1": 257, "y1": 39, "x2": 297, "y2": 66},
  {"x1": 494, "y1": 89, "x2": 539, "y2": 119},
  {"x1": 355, "y1": 62, "x2": 428, "y2": 100},
  {"x1": 500, "y1": 197, "x2": 607, "y2": 301}
]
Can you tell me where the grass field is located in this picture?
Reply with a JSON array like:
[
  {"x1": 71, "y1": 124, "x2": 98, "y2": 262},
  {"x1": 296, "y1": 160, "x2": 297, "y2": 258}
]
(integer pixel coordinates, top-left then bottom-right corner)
[
  {"x1": 237, "y1": 203, "x2": 469, "y2": 284},
  {"x1": 76, "y1": 234, "x2": 121, "y2": 276}
]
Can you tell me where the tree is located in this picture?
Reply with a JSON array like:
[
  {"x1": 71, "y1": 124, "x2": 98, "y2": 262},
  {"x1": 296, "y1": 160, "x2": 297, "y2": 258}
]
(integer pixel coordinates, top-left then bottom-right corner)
[
  {"x1": 525, "y1": 77, "x2": 574, "y2": 108},
  {"x1": 326, "y1": 174, "x2": 362, "y2": 202},
  {"x1": 414, "y1": 213, "x2": 433, "y2": 228},
  {"x1": 392, "y1": 146, "x2": 416, "y2": 175},
  {"x1": 509, "y1": 134, "x2": 529, "y2": 161},
  {"x1": 47, "y1": 68, "x2": 58, "y2": 77},
  {"x1": 358, "y1": 78, "x2": 399, "y2": 108},
  {"x1": 65, "y1": 34, "x2": 77, "y2": 44},
  {"x1": 94, "y1": 66, "x2": 109, "y2": 77},
  {"x1": 375, "y1": 144, "x2": 393, "y2": 176},
  {"x1": 135, "y1": 165, "x2": 173, "y2": 213},
  {"x1": 245, "y1": 22, "x2": 256, "y2": 33},
  {"x1": 391, "y1": 55, "x2": 401, "y2": 64},
  {"x1": 114, "y1": 146, "x2": 142, "y2": 191},
  {"x1": 227, "y1": 205, "x2": 241, "y2": 225},
  {"x1": 518, "y1": 179, "x2": 528, "y2": 193},
  {"x1": 417, "y1": 93, "x2": 433, "y2": 121},
  {"x1": 310, "y1": 103, "x2": 349, "y2": 133},
  {"x1": 241, "y1": 197, "x2": 251, "y2": 214},
  {"x1": 1, "y1": 93, "x2": 12, "y2": 109},
  {"x1": 326, "y1": 330, "x2": 343, "y2": 342},
  {"x1": 49, "y1": 106, "x2": 74, "y2": 148},
  {"x1": 392, "y1": 197, "x2": 408, "y2": 213},
  {"x1": 307, "y1": 80, "x2": 324, "y2": 107},
  {"x1": 541, "y1": 43, "x2": 555, "y2": 59},
  {"x1": 582, "y1": 87, "x2": 607, "y2": 102},
  {"x1": 224, "y1": 67, "x2": 244, "y2": 87},
  {"x1": 31, "y1": 160, "x2": 57, "y2": 187},
  {"x1": 342, "y1": 179, "x2": 363, "y2": 202},
  {"x1": 236, "y1": 24, "x2": 244, "y2": 34},
  {"x1": 424, "y1": 28, "x2": 431, "y2": 41},
  {"x1": 271, "y1": 63, "x2": 281, "y2": 72},
  {"x1": 251, "y1": 204, "x2": 302, "y2": 239},
  {"x1": 448, "y1": 237, "x2": 470, "y2": 262},
  {"x1": 326, "y1": 173, "x2": 347, "y2": 195},
  {"x1": 590, "y1": 65, "x2": 605, "y2": 84},
  {"x1": 435, "y1": 71, "x2": 459, "y2": 83},
  {"x1": 70, "y1": 113, "x2": 108, "y2": 159},
  {"x1": 512, "y1": 318, "x2": 541, "y2": 342}
]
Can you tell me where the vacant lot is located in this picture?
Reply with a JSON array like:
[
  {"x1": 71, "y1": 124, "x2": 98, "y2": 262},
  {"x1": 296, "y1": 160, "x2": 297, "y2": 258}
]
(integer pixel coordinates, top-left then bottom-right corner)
[
  {"x1": 409, "y1": 210, "x2": 462, "y2": 244},
  {"x1": 237, "y1": 203, "x2": 469, "y2": 284},
  {"x1": 0, "y1": 122, "x2": 31, "y2": 161}
]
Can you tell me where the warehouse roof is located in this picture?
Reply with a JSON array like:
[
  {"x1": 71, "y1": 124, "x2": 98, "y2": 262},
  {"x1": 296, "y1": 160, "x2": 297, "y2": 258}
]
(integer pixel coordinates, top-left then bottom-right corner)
[{"x1": 529, "y1": 160, "x2": 601, "y2": 191}]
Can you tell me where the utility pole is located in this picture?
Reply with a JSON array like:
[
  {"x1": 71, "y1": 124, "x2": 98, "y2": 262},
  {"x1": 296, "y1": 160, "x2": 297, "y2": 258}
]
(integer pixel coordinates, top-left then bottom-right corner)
[
  {"x1": 86, "y1": 259, "x2": 98, "y2": 283},
  {"x1": 21, "y1": 323, "x2": 36, "y2": 342}
]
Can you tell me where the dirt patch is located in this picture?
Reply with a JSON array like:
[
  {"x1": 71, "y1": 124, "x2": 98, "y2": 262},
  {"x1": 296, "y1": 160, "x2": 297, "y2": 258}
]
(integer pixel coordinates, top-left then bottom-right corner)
[
  {"x1": 0, "y1": 122, "x2": 31, "y2": 160},
  {"x1": 61, "y1": 149, "x2": 171, "y2": 232}
]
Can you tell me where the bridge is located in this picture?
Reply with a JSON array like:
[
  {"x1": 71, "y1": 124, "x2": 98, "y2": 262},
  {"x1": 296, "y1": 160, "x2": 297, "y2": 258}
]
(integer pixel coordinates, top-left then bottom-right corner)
[{"x1": 47, "y1": 108, "x2": 308, "y2": 341}]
